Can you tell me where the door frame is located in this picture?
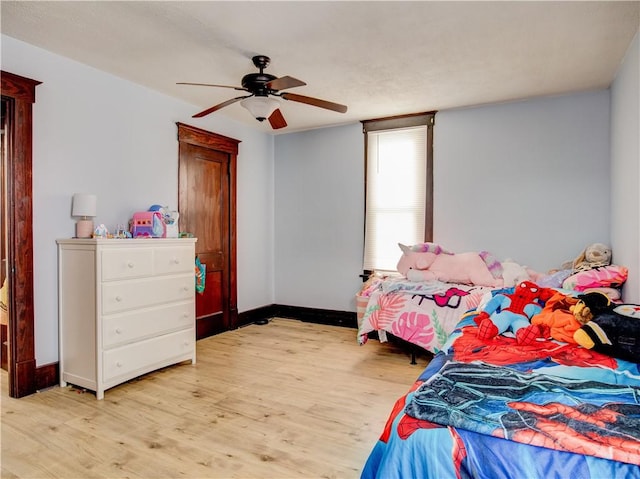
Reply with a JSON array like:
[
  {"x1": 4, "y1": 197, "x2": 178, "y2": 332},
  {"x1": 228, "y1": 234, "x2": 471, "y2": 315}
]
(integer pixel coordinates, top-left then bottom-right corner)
[
  {"x1": 176, "y1": 122, "x2": 239, "y2": 333},
  {"x1": 2, "y1": 71, "x2": 40, "y2": 398}
]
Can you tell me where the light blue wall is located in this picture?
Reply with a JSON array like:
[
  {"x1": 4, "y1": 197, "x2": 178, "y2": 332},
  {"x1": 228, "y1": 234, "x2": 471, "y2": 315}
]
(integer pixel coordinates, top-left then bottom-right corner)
[
  {"x1": 1, "y1": 35, "x2": 276, "y2": 365},
  {"x1": 274, "y1": 124, "x2": 364, "y2": 311},
  {"x1": 611, "y1": 30, "x2": 639, "y2": 303},
  {"x1": 434, "y1": 90, "x2": 611, "y2": 271},
  {"x1": 275, "y1": 90, "x2": 613, "y2": 310}
]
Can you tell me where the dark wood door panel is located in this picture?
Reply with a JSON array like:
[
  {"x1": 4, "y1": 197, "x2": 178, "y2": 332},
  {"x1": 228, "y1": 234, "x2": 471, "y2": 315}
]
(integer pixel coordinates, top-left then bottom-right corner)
[
  {"x1": 196, "y1": 270, "x2": 222, "y2": 318},
  {"x1": 192, "y1": 156, "x2": 225, "y2": 254},
  {"x1": 1, "y1": 324, "x2": 7, "y2": 371},
  {"x1": 196, "y1": 312, "x2": 224, "y2": 339},
  {"x1": 197, "y1": 251, "x2": 225, "y2": 271},
  {"x1": 180, "y1": 145, "x2": 226, "y2": 252}
]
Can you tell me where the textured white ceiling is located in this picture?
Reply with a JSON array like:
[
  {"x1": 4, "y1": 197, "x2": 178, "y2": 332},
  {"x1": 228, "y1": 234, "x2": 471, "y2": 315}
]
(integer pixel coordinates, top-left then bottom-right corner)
[{"x1": 2, "y1": 1, "x2": 638, "y2": 134}]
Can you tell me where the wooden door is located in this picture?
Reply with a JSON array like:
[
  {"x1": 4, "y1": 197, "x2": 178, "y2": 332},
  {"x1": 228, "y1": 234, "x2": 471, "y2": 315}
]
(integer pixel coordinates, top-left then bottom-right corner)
[
  {"x1": 1, "y1": 97, "x2": 7, "y2": 371},
  {"x1": 177, "y1": 123, "x2": 239, "y2": 338},
  {"x1": 2, "y1": 71, "x2": 40, "y2": 397}
]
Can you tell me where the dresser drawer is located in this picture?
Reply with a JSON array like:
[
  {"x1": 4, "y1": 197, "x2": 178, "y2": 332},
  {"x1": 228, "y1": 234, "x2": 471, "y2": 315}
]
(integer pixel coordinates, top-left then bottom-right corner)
[
  {"x1": 102, "y1": 274, "x2": 193, "y2": 314},
  {"x1": 102, "y1": 329, "x2": 194, "y2": 383},
  {"x1": 102, "y1": 301, "x2": 194, "y2": 348},
  {"x1": 154, "y1": 246, "x2": 194, "y2": 275},
  {"x1": 101, "y1": 248, "x2": 154, "y2": 281}
]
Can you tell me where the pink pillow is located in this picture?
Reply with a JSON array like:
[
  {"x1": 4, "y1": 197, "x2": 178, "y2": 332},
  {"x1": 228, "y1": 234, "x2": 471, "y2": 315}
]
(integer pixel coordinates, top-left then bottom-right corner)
[{"x1": 562, "y1": 265, "x2": 628, "y2": 291}]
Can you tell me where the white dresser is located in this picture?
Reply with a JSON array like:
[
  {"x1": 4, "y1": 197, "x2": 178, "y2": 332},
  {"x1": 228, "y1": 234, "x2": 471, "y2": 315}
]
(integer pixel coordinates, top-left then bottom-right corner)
[{"x1": 57, "y1": 238, "x2": 197, "y2": 399}]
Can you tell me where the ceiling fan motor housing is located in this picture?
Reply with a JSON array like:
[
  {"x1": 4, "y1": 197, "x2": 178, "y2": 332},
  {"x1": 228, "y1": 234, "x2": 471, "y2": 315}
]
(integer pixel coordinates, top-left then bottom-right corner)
[{"x1": 241, "y1": 72, "x2": 278, "y2": 96}]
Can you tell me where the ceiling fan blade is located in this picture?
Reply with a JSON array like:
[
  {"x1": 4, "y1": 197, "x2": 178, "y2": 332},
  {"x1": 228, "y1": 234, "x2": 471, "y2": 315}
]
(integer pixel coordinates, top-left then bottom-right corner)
[
  {"x1": 268, "y1": 109, "x2": 287, "y2": 130},
  {"x1": 192, "y1": 95, "x2": 252, "y2": 118},
  {"x1": 177, "y1": 82, "x2": 247, "y2": 92},
  {"x1": 281, "y1": 92, "x2": 347, "y2": 113},
  {"x1": 266, "y1": 76, "x2": 306, "y2": 91}
]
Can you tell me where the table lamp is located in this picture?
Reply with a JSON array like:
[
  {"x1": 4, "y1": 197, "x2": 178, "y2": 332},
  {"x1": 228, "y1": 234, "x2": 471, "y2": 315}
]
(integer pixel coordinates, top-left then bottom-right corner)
[{"x1": 72, "y1": 193, "x2": 97, "y2": 238}]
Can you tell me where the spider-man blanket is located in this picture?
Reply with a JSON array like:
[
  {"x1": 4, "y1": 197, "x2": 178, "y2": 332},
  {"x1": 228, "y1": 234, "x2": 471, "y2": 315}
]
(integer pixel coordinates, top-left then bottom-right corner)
[
  {"x1": 361, "y1": 316, "x2": 640, "y2": 479},
  {"x1": 407, "y1": 361, "x2": 640, "y2": 464}
]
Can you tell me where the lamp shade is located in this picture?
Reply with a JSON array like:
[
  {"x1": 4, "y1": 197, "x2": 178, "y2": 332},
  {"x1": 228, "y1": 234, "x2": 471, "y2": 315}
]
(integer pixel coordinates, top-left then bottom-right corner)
[
  {"x1": 240, "y1": 96, "x2": 279, "y2": 121},
  {"x1": 71, "y1": 193, "x2": 97, "y2": 218}
]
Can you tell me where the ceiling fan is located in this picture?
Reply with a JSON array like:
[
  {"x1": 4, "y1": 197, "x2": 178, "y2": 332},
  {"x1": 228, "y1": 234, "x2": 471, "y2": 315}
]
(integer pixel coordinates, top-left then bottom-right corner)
[{"x1": 178, "y1": 55, "x2": 347, "y2": 130}]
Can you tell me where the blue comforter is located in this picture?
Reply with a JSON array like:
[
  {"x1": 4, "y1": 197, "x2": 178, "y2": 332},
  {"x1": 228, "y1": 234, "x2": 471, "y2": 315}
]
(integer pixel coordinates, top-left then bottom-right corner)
[{"x1": 362, "y1": 316, "x2": 640, "y2": 479}]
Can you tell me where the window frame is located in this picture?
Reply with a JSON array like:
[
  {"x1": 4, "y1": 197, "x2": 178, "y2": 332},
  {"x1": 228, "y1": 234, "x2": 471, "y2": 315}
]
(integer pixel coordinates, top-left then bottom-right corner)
[{"x1": 361, "y1": 112, "x2": 435, "y2": 274}]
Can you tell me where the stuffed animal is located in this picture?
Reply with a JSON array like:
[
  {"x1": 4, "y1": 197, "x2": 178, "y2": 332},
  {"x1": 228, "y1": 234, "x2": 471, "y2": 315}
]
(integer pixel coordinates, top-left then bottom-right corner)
[
  {"x1": 573, "y1": 292, "x2": 640, "y2": 362},
  {"x1": 569, "y1": 291, "x2": 609, "y2": 324},
  {"x1": 396, "y1": 243, "x2": 502, "y2": 287},
  {"x1": 562, "y1": 243, "x2": 612, "y2": 273},
  {"x1": 530, "y1": 291, "x2": 582, "y2": 343},
  {"x1": 475, "y1": 281, "x2": 554, "y2": 344},
  {"x1": 500, "y1": 260, "x2": 538, "y2": 288}
]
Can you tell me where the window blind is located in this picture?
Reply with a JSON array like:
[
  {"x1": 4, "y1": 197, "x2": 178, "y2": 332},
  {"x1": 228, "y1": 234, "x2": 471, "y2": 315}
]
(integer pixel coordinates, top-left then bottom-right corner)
[{"x1": 363, "y1": 125, "x2": 428, "y2": 271}]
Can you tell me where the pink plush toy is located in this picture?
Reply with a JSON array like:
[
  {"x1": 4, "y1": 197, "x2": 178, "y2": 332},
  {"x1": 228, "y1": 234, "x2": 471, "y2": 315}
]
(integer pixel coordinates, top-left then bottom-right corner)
[{"x1": 396, "y1": 243, "x2": 503, "y2": 287}]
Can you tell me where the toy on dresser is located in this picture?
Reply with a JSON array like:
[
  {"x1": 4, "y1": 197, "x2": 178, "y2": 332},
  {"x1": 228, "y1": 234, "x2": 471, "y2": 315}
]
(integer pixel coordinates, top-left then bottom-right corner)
[
  {"x1": 130, "y1": 211, "x2": 165, "y2": 238},
  {"x1": 130, "y1": 205, "x2": 180, "y2": 238}
]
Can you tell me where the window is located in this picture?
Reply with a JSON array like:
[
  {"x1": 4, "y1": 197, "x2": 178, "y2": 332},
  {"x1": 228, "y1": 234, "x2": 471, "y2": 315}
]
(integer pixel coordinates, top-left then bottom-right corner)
[{"x1": 362, "y1": 113, "x2": 435, "y2": 272}]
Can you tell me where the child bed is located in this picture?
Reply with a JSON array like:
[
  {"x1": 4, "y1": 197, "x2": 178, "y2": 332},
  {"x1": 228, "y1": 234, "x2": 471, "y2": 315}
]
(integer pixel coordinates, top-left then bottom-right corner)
[
  {"x1": 361, "y1": 314, "x2": 640, "y2": 479},
  {"x1": 357, "y1": 241, "x2": 628, "y2": 356},
  {"x1": 357, "y1": 276, "x2": 493, "y2": 354},
  {"x1": 357, "y1": 242, "x2": 508, "y2": 355}
]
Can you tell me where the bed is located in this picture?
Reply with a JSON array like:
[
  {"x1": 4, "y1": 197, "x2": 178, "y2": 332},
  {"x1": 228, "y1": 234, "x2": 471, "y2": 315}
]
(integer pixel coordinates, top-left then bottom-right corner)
[
  {"x1": 361, "y1": 313, "x2": 640, "y2": 479},
  {"x1": 356, "y1": 242, "x2": 628, "y2": 357},
  {"x1": 357, "y1": 276, "x2": 493, "y2": 355},
  {"x1": 357, "y1": 242, "x2": 520, "y2": 355}
]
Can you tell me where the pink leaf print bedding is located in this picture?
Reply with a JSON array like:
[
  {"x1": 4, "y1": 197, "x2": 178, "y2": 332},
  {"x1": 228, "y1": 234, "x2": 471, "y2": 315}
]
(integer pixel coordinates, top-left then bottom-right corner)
[
  {"x1": 358, "y1": 280, "x2": 493, "y2": 354},
  {"x1": 392, "y1": 311, "x2": 435, "y2": 346},
  {"x1": 367, "y1": 293, "x2": 408, "y2": 331}
]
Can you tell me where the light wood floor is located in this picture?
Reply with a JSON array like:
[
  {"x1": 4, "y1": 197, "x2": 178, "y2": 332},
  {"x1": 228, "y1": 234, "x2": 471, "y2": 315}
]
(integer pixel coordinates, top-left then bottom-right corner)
[{"x1": 1, "y1": 318, "x2": 429, "y2": 479}]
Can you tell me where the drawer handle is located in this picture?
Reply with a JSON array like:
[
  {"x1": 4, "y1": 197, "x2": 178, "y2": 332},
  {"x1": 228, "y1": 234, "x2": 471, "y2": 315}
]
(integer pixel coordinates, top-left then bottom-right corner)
[
  {"x1": 116, "y1": 361, "x2": 123, "y2": 368},
  {"x1": 115, "y1": 296, "x2": 123, "y2": 302},
  {"x1": 127, "y1": 262, "x2": 135, "y2": 268},
  {"x1": 172, "y1": 258, "x2": 180, "y2": 264},
  {"x1": 115, "y1": 328, "x2": 122, "y2": 334}
]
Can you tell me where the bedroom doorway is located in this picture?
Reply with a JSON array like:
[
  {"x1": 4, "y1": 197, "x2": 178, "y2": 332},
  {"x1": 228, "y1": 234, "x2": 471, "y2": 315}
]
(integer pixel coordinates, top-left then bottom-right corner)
[
  {"x1": 176, "y1": 123, "x2": 239, "y2": 338},
  {"x1": 1, "y1": 96, "x2": 8, "y2": 371},
  {"x1": 1, "y1": 71, "x2": 40, "y2": 398}
]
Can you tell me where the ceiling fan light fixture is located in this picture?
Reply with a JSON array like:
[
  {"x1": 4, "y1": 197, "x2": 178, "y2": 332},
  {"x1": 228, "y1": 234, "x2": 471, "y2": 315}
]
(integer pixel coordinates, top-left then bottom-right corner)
[
  {"x1": 180, "y1": 54, "x2": 346, "y2": 128},
  {"x1": 241, "y1": 96, "x2": 280, "y2": 121}
]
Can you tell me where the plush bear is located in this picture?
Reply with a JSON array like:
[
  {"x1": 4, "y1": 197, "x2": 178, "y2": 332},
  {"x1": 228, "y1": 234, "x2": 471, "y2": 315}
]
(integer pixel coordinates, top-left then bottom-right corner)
[
  {"x1": 396, "y1": 243, "x2": 502, "y2": 287},
  {"x1": 573, "y1": 292, "x2": 640, "y2": 363},
  {"x1": 475, "y1": 281, "x2": 555, "y2": 344},
  {"x1": 561, "y1": 243, "x2": 612, "y2": 273}
]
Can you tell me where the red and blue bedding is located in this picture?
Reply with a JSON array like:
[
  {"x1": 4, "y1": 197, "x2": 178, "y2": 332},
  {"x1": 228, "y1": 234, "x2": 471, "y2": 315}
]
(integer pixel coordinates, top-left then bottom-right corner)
[{"x1": 361, "y1": 315, "x2": 640, "y2": 479}]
